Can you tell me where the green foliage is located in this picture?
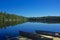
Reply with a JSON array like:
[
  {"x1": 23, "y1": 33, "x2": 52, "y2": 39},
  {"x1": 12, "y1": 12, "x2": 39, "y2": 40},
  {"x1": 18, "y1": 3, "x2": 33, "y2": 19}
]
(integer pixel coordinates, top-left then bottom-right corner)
[
  {"x1": 0, "y1": 11, "x2": 28, "y2": 22},
  {"x1": 28, "y1": 16, "x2": 60, "y2": 23}
]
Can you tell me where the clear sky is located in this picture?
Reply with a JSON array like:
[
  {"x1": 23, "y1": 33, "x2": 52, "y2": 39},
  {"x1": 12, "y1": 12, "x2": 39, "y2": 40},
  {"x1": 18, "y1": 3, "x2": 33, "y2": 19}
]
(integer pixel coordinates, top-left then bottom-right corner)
[{"x1": 0, "y1": 0, "x2": 60, "y2": 17}]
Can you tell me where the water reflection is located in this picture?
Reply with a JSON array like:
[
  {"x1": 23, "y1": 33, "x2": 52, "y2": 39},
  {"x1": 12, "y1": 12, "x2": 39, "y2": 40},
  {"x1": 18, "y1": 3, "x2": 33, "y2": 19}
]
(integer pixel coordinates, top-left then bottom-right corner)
[
  {"x1": 28, "y1": 21, "x2": 60, "y2": 24},
  {"x1": 0, "y1": 21, "x2": 60, "y2": 40},
  {"x1": 0, "y1": 21, "x2": 26, "y2": 28},
  {"x1": 0, "y1": 21, "x2": 26, "y2": 40},
  {"x1": 1, "y1": 20, "x2": 60, "y2": 28}
]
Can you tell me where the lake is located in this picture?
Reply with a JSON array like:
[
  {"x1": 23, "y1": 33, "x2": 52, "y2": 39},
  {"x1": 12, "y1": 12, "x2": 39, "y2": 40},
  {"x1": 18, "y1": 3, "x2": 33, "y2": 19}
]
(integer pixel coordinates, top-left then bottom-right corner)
[{"x1": 0, "y1": 22, "x2": 60, "y2": 40}]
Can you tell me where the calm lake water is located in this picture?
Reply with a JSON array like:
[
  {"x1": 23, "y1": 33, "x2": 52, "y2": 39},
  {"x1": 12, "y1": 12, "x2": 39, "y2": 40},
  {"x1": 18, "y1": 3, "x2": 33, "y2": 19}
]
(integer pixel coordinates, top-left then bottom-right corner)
[{"x1": 0, "y1": 22, "x2": 60, "y2": 40}]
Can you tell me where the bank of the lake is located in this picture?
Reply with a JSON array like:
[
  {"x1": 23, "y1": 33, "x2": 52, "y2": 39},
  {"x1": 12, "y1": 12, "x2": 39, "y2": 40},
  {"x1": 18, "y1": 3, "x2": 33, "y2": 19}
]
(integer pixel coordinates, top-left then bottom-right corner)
[
  {"x1": 28, "y1": 16, "x2": 60, "y2": 23},
  {"x1": 0, "y1": 12, "x2": 28, "y2": 22}
]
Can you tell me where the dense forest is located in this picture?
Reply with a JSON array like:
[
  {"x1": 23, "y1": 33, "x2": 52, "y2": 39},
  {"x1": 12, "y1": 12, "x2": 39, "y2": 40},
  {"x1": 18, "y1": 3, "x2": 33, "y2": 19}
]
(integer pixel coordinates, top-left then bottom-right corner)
[
  {"x1": 0, "y1": 11, "x2": 60, "y2": 23},
  {"x1": 0, "y1": 12, "x2": 28, "y2": 22},
  {"x1": 28, "y1": 16, "x2": 60, "y2": 23}
]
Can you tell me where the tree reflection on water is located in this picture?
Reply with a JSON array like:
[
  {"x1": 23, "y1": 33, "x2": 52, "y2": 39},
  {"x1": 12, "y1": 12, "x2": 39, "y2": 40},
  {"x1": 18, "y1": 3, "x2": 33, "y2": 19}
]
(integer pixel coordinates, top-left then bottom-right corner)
[{"x1": 0, "y1": 21, "x2": 26, "y2": 28}]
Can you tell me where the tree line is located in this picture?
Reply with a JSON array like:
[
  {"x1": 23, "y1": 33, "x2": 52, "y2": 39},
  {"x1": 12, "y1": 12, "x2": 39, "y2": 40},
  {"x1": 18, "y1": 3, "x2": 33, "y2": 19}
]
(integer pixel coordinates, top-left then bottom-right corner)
[
  {"x1": 28, "y1": 16, "x2": 60, "y2": 23},
  {"x1": 0, "y1": 12, "x2": 28, "y2": 22}
]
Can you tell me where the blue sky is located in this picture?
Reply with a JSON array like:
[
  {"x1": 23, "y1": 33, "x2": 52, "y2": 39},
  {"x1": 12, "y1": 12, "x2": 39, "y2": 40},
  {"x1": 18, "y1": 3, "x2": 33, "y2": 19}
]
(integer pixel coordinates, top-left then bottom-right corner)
[{"x1": 0, "y1": 0, "x2": 60, "y2": 17}]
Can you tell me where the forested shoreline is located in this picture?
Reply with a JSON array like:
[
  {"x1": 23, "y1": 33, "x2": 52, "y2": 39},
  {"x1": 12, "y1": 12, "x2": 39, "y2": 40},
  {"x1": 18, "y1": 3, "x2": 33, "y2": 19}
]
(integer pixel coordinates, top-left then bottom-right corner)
[
  {"x1": 0, "y1": 12, "x2": 28, "y2": 22},
  {"x1": 0, "y1": 11, "x2": 60, "y2": 23},
  {"x1": 28, "y1": 16, "x2": 60, "y2": 23}
]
